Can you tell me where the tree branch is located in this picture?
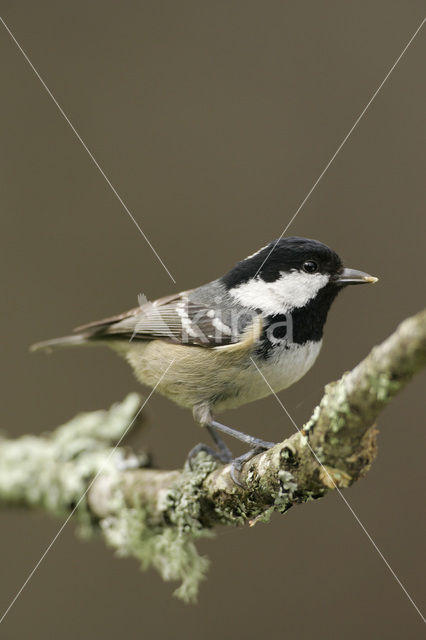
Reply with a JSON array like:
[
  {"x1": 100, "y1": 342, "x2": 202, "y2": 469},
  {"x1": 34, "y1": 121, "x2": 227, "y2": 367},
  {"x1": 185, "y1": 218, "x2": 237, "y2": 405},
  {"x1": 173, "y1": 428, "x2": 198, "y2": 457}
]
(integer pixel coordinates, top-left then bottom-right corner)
[{"x1": 1, "y1": 310, "x2": 425, "y2": 601}]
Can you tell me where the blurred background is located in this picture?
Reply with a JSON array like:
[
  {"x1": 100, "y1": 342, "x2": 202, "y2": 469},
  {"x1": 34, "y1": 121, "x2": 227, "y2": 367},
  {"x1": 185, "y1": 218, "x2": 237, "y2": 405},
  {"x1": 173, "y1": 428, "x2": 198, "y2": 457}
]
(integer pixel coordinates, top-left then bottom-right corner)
[{"x1": 0, "y1": 1, "x2": 425, "y2": 638}]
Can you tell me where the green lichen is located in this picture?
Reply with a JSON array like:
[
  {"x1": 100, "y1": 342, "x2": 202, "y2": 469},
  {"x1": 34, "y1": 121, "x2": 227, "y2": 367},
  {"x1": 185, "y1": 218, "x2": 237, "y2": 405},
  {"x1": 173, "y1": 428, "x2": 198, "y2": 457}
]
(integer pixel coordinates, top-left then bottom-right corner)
[
  {"x1": 0, "y1": 397, "x2": 218, "y2": 603},
  {"x1": 100, "y1": 496, "x2": 210, "y2": 603},
  {"x1": 0, "y1": 393, "x2": 144, "y2": 518},
  {"x1": 162, "y1": 452, "x2": 219, "y2": 533},
  {"x1": 247, "y1": 469, "x2": 299, "y2": 523},
  {"x1": 369, "y1": 372, "x2": 400, "y2": 402},
  {"x1": 100, "y1": 451, "x2": 218, "y2": 603},
  {"x1": 274, "y1": 469, "x2": 298, "y2": 513},
  {"x1": 303, "y1": 404, "x2": 321, "y2": 432},
  {"x1": 217, "y1": 500, "x2": 250, "y2": 525},
  {"x1": 303, "y1": 377, "x2": 350, "y2": 436},
  {"x1": 315, "y1": 445, "x2": 325, "y2": 464}
]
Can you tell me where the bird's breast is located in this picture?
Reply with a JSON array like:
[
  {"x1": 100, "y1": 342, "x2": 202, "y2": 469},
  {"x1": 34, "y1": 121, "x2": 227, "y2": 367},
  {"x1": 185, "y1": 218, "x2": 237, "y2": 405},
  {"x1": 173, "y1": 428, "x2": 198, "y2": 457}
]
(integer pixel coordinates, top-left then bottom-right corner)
[
  {"x1": 255, "y1": 339, "x2": 322, "y2": 391},
  {"x1": 214, "y1": 339, "x2": 322, "y2": 411}
]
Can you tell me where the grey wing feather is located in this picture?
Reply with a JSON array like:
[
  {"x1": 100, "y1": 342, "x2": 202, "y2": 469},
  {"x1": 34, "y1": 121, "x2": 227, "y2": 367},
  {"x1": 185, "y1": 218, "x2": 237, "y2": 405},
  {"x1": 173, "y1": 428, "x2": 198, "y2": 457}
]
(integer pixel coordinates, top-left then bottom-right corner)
[
  {"x1": 73, "y1": 291, "x2": 188, "y2": 333},
  {"x1": 76, "y1": 290, "x2": 244, "y2": 348}
]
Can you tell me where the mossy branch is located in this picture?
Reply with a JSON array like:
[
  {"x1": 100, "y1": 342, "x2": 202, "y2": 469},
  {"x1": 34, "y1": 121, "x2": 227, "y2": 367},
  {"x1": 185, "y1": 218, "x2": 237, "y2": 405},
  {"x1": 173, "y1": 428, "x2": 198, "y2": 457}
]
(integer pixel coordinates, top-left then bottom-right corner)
[{"x1": 1, "y1": 310, "x2": 425, "y2": 601}]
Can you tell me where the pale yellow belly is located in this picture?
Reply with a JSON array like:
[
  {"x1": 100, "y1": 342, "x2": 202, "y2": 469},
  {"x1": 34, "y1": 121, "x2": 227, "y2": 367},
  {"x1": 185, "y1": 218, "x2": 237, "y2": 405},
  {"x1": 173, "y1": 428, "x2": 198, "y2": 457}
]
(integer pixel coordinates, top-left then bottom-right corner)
[{"x1": 115, "y1": 337, "x2": 322, "y2": 414}]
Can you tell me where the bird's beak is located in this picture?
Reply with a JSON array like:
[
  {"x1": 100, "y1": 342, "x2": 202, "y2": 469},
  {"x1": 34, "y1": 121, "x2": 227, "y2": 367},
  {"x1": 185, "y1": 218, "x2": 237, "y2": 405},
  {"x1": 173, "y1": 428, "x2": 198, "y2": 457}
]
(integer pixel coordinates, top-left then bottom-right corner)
[{"x1": 336, "y1": 268, "x2": 379, "y2": 285}]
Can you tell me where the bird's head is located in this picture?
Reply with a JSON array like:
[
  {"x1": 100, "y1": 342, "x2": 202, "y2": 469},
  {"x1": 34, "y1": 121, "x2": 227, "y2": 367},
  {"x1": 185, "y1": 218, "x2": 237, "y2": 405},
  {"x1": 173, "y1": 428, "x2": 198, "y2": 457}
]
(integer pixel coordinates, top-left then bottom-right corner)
[{"x1": 221, "y1": 237, "x2": 378, "y2": 316}]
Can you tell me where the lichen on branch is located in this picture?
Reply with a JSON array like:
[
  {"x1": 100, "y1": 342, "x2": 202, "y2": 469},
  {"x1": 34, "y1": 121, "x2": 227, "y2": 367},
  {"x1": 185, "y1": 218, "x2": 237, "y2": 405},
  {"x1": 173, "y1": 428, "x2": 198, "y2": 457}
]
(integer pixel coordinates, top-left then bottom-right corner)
[{"x1": 0, "y1": 310, "x2": 425, "y2": 601}]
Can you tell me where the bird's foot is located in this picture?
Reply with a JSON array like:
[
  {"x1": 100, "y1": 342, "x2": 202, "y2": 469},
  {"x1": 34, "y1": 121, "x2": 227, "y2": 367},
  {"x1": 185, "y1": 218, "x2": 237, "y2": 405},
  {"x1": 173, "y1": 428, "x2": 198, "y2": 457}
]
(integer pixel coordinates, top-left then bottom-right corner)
[
  {"x1": 186, "y1": 428, "x2": 275, "y2": 486},
  {"x1": 186, "y1": 442, "x2": 232, "y2": 470},
  {"x1": 230, "y1": 441, "x2": 275, "y2": 487}
]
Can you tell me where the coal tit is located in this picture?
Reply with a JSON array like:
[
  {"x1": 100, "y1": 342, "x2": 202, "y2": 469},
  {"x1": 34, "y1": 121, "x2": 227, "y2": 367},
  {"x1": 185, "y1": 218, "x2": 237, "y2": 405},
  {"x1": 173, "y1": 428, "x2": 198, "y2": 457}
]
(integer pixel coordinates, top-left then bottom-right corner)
[{"x1": 32, "y1": 237, "x2": 378, "y2": 475}]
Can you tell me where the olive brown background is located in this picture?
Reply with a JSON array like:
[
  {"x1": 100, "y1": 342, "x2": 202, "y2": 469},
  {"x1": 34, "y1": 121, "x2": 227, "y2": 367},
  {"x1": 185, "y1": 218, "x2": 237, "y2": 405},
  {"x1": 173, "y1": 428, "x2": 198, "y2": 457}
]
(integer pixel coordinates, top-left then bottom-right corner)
[{"x1": 0, "y1": 2, "x2": 425, "y2": 638}]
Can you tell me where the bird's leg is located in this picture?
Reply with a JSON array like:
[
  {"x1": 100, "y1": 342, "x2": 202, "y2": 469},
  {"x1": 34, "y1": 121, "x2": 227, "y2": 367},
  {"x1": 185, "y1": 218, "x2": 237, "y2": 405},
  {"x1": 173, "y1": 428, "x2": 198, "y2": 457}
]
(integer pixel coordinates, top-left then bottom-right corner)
[
  {"x1": 210, "y1": 421, "x2": 275, "y2": 487},
  {"x1": 187, "y1": 406, "x2": 233, "y2": 468},
  {"x1": 190, "y1": 404, "x2": 275, "y2": 484},
  {"x1": 205, "y1": 424, "x2": 233, "y2": 462},
  {"x1": 210, "y1": 420, "x2": 275, "y2": 450}
]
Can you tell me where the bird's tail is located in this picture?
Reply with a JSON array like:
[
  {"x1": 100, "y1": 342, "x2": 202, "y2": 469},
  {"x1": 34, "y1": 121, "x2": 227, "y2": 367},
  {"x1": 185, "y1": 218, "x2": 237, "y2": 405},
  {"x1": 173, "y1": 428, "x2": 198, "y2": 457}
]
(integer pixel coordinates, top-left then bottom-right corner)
[{"x1": 30, "y1": 333, "x2": 92, "y2": 353}]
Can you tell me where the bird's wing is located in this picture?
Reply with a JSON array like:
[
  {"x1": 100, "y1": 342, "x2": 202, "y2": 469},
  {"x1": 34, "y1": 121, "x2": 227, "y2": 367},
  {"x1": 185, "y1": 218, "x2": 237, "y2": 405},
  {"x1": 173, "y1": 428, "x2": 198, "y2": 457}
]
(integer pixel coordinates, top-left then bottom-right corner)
[
  {"x1": 75, "y1": 290, "x2": 251, "y2": 348},
  {"x1": 74, "y1": 291, "x2": 188, "y2": 333}
]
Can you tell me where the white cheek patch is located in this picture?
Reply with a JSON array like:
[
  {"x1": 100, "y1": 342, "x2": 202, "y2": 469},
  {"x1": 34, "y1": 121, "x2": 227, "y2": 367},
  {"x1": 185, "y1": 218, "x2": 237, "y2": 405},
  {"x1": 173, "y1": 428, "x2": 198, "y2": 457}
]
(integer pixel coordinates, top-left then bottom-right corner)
[{"x1": 229, "y1": 271, "x2": 329, "y2": 314}]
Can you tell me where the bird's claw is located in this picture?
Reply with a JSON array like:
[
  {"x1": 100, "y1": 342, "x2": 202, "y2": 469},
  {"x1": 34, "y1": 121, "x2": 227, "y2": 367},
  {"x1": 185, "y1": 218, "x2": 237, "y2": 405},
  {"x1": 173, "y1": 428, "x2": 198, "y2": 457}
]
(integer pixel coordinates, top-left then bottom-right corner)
[
  {"x1": 186, "y1": 442, "x2": 232, "y2": 470},
  {"x1": 186, "y1": 438, "x2": 275, "y2": 486},
  {"x1": 230, "y1": 442, "x2": 275, "y2": 487}
]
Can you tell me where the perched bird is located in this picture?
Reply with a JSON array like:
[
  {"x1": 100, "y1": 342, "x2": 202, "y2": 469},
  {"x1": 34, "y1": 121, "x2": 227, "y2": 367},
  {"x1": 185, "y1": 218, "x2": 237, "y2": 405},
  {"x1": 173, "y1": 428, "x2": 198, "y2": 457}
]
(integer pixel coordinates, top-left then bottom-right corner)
[{"x1": 32, "y1": 237, "x2": 378, "y2": 479}]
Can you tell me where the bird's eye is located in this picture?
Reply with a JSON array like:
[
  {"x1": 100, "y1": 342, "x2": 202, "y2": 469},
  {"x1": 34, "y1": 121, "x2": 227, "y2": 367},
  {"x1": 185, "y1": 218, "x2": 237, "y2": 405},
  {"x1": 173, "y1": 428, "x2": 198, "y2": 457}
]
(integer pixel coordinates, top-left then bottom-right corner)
[{"x1": 303, "y1": 260, "x2": 318, "y2": 273}]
